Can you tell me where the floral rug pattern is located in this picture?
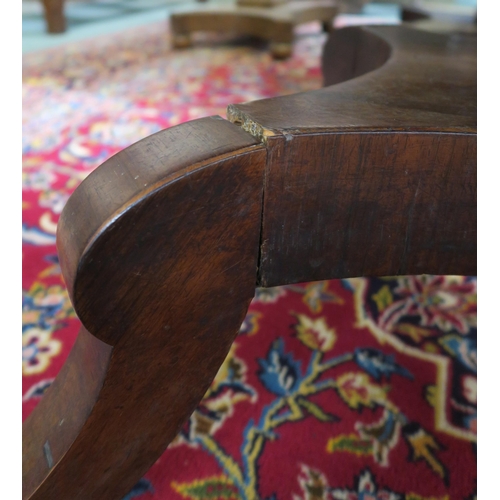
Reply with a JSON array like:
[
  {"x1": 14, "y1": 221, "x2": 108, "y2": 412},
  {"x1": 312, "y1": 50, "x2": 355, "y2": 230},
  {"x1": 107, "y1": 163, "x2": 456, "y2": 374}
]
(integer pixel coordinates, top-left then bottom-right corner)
[{"x1": 22, "y1": 22, "x2": 476, "y2": 500}]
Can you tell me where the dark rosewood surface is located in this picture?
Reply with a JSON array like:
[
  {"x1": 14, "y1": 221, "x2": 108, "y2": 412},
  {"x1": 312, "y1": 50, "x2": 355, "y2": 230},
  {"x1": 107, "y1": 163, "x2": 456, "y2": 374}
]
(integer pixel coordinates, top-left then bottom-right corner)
[
  {"x1": 23, "y1": 117, "x2": 266, "y2": 499},
  {"x1": 228, "y1": 26, "x2": 476, "y2": 286},
  {"x1": 23, "y1": 26, "x2": 476, "y2": 499}
]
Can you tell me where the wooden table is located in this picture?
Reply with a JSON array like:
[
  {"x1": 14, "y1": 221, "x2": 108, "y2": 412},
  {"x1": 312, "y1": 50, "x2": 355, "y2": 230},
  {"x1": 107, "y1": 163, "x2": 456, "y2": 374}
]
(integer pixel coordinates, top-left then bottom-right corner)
[{"x1": 23, "y1": 24, "x2": 476, "y2": 499}]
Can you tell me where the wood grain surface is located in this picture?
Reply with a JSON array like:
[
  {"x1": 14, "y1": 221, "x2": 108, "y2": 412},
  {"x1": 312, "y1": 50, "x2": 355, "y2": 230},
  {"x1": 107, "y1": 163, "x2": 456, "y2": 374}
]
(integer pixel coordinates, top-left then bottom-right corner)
[
  {"x1": 23, "y1": 25, "x2": 476, "y2": 499},
  {"x1": 229, "y1": 26, "x2": 476, "y2": 134},
  {"x1": 228, "y1": 26, "x2": 476, "y2": 286},
  {"x1": 23, "y1": 117, "x2": 266, "y2": 499}
]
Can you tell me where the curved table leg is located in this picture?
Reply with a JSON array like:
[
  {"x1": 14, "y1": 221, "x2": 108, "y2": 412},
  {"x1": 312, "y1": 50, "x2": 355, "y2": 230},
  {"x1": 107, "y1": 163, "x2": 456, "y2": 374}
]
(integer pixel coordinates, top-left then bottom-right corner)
[{"x1": 23, "y1": 118, "x2": 266, "y2": 499}]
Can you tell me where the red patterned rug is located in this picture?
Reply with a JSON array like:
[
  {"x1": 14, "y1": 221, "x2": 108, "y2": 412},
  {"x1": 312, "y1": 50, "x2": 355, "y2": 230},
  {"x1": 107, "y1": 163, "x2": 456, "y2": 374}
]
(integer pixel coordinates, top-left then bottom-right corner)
[{"x1": 22, "y1": 22, "x2": 476, "y2": 500}]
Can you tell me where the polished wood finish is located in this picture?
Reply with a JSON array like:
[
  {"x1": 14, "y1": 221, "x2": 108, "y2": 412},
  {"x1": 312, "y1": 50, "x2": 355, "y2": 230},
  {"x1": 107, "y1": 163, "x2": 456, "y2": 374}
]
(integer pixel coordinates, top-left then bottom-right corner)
[
  {"x1": 171, "y1": 1, "x2": 338, "y2": 59},
  {"x1": 23, "y1": 327, "x2": 112, "y2": 498},
  {"x1": 23, "y1": 117, "x2": 266, "y2": 499},
  {"x1": 230, "y1": 27, "x2": 475, "y2": 132},
  {"x1": 319, "y1": 26, "x2": 392, "y2": 86},
  {"x1": 228, "y1": 26, "x2": 476, "y2": 286},
  {"x1": 23, "y1": 26, "x2": 476, "y2": 499}
]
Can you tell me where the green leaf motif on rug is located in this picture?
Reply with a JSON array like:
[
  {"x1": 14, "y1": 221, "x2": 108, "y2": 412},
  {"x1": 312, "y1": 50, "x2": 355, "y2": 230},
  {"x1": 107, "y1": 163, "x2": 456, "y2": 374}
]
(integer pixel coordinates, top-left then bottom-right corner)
[
  {"x1": 372, "y1": 285, "x2": 393, "y2": 312},
  {"x1": 325, "y1": 433, "x2": 372, "y2": 456},
  {"x1": 405, "y1": 494, "x2": 449, "y2": 500},
  {"x1": 297, "y1": 397, "x2": 337, "y2": 422},
  {"x1": 172, "y1": 475, "x2": 241, "y2": 500}
]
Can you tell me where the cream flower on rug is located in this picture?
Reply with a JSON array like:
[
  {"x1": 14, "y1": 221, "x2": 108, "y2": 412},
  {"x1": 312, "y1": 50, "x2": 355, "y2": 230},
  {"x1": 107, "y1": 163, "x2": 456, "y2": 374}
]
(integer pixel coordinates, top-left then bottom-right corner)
[
  {"x1": 294, "y1": 313, "x2": 336, "y2": 352},
  {"x1": 22, "y1": 327, "x2": 61, "y2": 376}
]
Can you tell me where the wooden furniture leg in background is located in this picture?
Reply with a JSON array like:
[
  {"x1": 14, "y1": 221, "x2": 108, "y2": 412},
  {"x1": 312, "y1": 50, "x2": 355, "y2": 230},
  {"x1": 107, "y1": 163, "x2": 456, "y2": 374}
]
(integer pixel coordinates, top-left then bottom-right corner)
[
  {"x1": 42, "y1": 0, "x2": 66, "y2": 33},
  {"x1": 171, "y1": 0, "x2": 338, "y2": 59}
]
